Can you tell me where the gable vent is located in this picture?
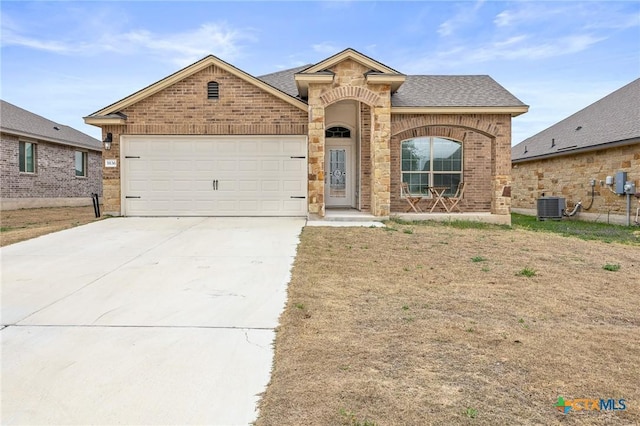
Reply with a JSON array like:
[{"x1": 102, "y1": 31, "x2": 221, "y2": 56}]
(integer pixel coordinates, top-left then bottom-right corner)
[{"x1": 207, "y1": 81, "x2": 219, "y2": 99}]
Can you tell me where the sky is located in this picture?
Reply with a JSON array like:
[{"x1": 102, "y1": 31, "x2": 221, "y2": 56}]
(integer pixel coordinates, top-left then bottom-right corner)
[{"x1": 1, "y1": 0, "x2": 639, "y2": 144}]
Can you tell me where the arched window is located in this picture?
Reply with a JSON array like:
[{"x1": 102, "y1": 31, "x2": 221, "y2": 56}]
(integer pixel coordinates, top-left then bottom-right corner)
[
  {"x1": 401, "y1": 137, "x2": 462, "y2": 196},
  {"x1": 325, "y1": 126, "x2": 351, "y2": 138},
  {"x1": 207, "y1": 81, "x2": 219, "y2": 99}
]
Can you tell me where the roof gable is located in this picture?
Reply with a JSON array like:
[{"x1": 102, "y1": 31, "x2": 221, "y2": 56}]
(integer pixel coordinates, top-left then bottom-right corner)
[
  {"x1": 294, "y1": 48, "x2": 407, "y2": 98},
  {"x1": 512, "y1": 78, "x2": 640, "y2": 162},
  {"x1": 300, "y1": 48, "x2": 402, "y2": 75},
  {"x1": 86, "y1": 55, "x2": 308, "y2": 124},
  {"x1": 1, "y1": 100, "x2": 101, "y2": 150}
]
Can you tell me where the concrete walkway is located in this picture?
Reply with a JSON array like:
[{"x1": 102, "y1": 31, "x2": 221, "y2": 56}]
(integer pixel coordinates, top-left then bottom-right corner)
[{"x1": 1, "y1": 217, "x2": 304, "y2": 425}]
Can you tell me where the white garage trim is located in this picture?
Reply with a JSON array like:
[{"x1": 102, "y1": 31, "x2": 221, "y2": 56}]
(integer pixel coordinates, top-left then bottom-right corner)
[{"x1": 121, "y1": 135, "x2": 308, "y2": 217}]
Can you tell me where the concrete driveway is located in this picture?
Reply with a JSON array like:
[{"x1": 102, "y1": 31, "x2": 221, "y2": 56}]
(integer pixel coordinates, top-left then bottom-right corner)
[{"x1": 1, "y1": 217, "x2": 304, "y2": 425}]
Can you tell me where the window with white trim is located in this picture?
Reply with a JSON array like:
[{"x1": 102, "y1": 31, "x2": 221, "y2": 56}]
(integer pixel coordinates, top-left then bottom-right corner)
[
  {"x1": 19, "y1": 141, "x2": 37, "y2": 173},
  {"x1": 401, "y1": 137, "x2": 462, "y2": 196},
  {"x1": 75, "y1": 151, "x2": 88, "y2": 177}
]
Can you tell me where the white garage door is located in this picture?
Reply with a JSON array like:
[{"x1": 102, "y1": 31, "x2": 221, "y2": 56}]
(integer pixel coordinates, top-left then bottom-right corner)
[{"x1": 122, "y1": 135, "x2": 307, "y2": 216}]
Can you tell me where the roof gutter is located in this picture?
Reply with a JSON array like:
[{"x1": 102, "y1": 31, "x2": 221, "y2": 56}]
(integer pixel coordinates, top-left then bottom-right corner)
[
  {"x1": 392, "y1": 105, "x2": 529, "y2": 117},
  {"x1": 1, "y1": 127, "x2": 101, "y2": 151},
  {"x1": 512, "y1": 137, "x2": 640, "y2": 163},
  {"x1": 83, "y1": 115, "x2": 127, "y2": 127}
]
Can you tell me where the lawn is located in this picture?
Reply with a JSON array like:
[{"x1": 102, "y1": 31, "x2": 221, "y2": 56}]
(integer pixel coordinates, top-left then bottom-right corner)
[
  {"x1": 0, "y1": 206, "x2": 103, "y2": 247},
  {"x1": 256, "y1": 220, "x2": 639, "y2": 425}
]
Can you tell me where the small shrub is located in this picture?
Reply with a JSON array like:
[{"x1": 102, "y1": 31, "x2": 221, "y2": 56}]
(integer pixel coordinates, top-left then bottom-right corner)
[
  {"x1": 603, "y1": 263, "x2": 621, "y2": 272},
  {"x1": 516, "y1": 267, "x2": 537, "y2": 277},
  {"x1": 465, "y1": 407, "x2": 478, "y2": 418},
  {"x1": 471, "y1": 256, "x2": 487, "y2": 262}
]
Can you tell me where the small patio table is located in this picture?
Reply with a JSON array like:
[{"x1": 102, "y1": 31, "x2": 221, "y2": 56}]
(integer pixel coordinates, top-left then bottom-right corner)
[{"x1": 428, "y1": 186, "x2": 450, "y2": 213}]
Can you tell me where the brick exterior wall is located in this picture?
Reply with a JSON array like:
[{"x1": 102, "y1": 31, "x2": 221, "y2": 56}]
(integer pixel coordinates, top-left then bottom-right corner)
[
  {"x1": 1, "y1": 132, "x2": 102, "y2": 203},
  {"x1": 122, "y1": 64, "x2": 308, "y2": 134},
  {"x1": 512, "y1": 143, "x2": 640, "y2": 217},
  {"x1": 100, "y1": 64, "x2": 309, "y2": 214},
  {"x1": 390, "y1": 114, "x2": 513, "y2": 215}
]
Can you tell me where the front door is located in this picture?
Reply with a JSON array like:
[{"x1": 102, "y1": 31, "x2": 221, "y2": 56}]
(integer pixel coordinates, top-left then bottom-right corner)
[{"x1": 325, "y1": 144, "x2": 354, "y2": 207}]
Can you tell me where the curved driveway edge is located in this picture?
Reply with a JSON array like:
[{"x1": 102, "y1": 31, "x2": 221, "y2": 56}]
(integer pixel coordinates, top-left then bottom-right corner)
[{"x1": 1, "y1": 217, "x2": 304, "y2": 425}]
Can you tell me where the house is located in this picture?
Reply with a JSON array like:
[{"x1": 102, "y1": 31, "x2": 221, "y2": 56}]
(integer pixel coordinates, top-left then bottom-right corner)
[
  {"x1": 1, "y1": 100, "x2": 102, "y2": 210},
  {"x1": 84, "y1": 48, "x2": 527, "y2": 223},
  {"x1": 512, "y1": 78, "x2": 640, "y2": 225}
]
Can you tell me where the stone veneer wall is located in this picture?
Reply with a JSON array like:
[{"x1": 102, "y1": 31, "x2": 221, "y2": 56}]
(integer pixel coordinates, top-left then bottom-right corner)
[
  {"x1": 512, "y1": 143, "x2": 640, "y2": 216},
  {"x1": 1, "y1": 132, "x2": 102, "y2": 208},
  {"x1": 307, "y1": 59, "x2": 391, "y2": 216},
  {"x1": 99, "y1": 64, "x2": 309, "y2": 214}
]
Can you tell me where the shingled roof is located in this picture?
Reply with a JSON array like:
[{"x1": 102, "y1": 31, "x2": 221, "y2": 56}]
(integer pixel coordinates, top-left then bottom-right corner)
[
  {"x1": 258, "y1": 67, "x2": 526, "y2": 109},
  {"x1": 1, "y1": 100, "x2": 101, "y2": 151},
  {"x1": 258, "y1": 65, "x2": 312, "y2": 98},
  {"x1": 512, "y1": 78, "x2": 640, "y2": 162},
  {"x1": 392, "y1": 75, "x2": 526, "y2": 107}
]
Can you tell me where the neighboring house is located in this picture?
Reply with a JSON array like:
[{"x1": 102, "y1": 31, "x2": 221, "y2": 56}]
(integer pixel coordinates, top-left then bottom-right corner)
[
  {"x1": 512, "y1": 78, "x2": 640, "y2": 224},
  {"x1": 1, "y1": 100, "x2": 102, "y2": 210},
  {"x1": 84, "y1": 48, "x2": 527, "y2": 223}
]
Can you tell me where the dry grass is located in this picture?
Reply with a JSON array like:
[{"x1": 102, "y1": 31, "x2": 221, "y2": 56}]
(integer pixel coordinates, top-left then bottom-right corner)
[
  {"x1": 256, "y1": 222, "x2": 639, "y2": 425},
  {"x1": 0, "y1": 206, "x2": 103, "y2": 247}
]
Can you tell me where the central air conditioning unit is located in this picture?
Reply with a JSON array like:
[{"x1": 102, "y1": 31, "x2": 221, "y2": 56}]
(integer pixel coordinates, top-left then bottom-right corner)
[{"x1": 537, "y1": 197, "x2": 566, "y2": 220}]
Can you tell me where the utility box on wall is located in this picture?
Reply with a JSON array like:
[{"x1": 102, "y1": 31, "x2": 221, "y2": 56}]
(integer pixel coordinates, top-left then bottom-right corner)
[{"x1": 615, "y1": 171, "x2": 627, "y2": 194}]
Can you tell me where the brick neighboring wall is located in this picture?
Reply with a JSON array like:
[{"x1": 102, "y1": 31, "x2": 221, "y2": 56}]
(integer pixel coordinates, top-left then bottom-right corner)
[
  {"x1": 1, "y1": 132, "x2": 102, "y2": 199},
  {"x1": 512, "y1": 143, "x2": 640, "y2": 214}
]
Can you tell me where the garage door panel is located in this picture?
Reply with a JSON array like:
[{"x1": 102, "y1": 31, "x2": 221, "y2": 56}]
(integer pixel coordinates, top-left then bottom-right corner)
[
  {"x1": 238, "y1": 160, "x2": 259, "y2": 171},
  {"x1": 218, "y1": 160, "x2": 237, "y2": 172},
  {"x1": 194, "y1": 160, "x2": 215, "y2": 171},
  {"x1": 238, "y1": 141, "x2": 259, "y2": 153},
  {"x1": 283, "y1": 180, "x2": 304, "y2": 191},
  {"x1": 123, "y1": 136, "x2": 307, "y2": 217},
  {"x1": 260, "y1": 160, "x2": 280, "y2": 171}
]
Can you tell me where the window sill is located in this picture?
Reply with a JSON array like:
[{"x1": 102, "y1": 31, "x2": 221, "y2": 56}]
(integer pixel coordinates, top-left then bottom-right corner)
[
  {"x1": 75, "y1": 176, "x2": 88, "y2": 179},
  {"x1": 19, "y1": 172, "x2": 37, "y2": 176}
]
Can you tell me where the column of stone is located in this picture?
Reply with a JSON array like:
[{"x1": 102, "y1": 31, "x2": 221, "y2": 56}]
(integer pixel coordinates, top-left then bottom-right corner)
[
  {"x1": 307, "y1": 85, "x2": 326, "y2": 217},
  {"x1": 371, "y1": 91, "x2": 391, "y2": 217}
]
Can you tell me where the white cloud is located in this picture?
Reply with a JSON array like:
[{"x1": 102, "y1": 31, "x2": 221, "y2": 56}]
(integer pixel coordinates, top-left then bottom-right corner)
[
  {"x1": 471, "y1": 34, "x2": 605, "y2": 62},
  {"x1": 493, "y1": 2, "x2": 640, "y2": 32},
  {"x1": 1, "y1": 19, "x2": 253, "y2": 66},
  {"x1": 438, "y1": 0, "x2": 485, "y2": 37},
  {"x1": 312, "y1": 42, "x2": 341, "y2": 55}
]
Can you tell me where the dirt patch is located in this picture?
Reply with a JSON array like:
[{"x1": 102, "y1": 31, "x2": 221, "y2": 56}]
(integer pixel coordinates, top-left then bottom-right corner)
[
  {"x1": 0, "y1": 206, "x2": 104, "y2": 247},
  {"x1": 256, "y1": 223, "x2": 639, "y2": 425}
]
